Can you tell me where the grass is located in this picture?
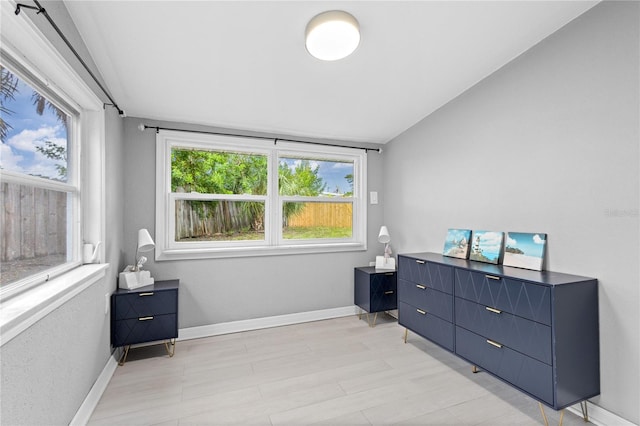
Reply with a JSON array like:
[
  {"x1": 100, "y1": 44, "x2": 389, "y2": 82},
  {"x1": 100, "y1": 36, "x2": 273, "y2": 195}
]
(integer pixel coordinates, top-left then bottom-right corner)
[{"x1": 178, "y1": 226, "x2": 351, "y2": 242}]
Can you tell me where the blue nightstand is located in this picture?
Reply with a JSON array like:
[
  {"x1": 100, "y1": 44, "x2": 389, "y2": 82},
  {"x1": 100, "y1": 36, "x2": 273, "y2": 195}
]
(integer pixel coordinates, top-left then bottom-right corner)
[{"x1": 354, "y1": 267, "x2": 397, "y2": 327}]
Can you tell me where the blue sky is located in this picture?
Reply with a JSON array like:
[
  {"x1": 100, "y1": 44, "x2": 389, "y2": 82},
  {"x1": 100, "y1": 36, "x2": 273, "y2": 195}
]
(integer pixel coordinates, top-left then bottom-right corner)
[
  {"x1": 280, "y1": 157, "x2": 353, "y2": 195},
  {"x1": 506, "y1": 232, "x2": 546, "y2": 257},
  {"x1": 1, "y1": 72, "x2": 68, "y2": 180}
]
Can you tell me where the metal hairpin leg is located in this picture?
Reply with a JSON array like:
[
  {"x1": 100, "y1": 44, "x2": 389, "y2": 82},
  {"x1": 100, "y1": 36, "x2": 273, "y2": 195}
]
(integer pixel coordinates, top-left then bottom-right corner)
[
  {"x1": 366, "y1": 312, "x2": 378, "y2": 327},
  {"x1": 118, "y1": 345, "x2": 131, "y2": 366},
  {"x1": 579, "y1": 401, "x2": 589, "y2": 422},
  {"x1": 164, "y1": 338, "x2": 176, "y2": 357},
  {"x1": 538, "y1": 402, "x2": 565, "y2": 426}
]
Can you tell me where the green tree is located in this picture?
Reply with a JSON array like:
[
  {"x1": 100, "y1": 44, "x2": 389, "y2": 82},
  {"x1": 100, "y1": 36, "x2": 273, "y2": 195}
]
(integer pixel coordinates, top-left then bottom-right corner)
[
  {"x1": 279, "y1": 159, "x2": 326, "y2": 223},
  {"x1": 1, "y1": 66, "x2": 19, "y2": 142}
]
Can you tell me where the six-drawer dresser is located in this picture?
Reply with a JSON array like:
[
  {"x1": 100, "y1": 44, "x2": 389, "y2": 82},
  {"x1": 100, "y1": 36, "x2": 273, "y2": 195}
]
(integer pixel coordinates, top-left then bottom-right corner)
[{"x1": 397, "y1": 252, "x2": 599, "y2": 414}]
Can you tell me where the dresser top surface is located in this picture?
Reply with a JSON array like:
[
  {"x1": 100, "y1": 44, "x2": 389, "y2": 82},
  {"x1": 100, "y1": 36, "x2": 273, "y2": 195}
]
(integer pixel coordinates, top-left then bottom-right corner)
[{"x1": 398, "y1": 252, "x2": 596, "y2": 286}]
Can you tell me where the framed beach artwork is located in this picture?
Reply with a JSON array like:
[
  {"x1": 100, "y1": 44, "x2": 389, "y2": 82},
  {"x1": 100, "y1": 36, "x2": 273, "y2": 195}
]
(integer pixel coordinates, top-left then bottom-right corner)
[
  {"x1": 469, "y1": 230, "x2": 503, "y2": 264},
  {"x1": 443, "y1": 229, "x2": 471, "y2": 259},
  {"x1": 503, "y1": 232, "x2": 547, "y2": 271}
]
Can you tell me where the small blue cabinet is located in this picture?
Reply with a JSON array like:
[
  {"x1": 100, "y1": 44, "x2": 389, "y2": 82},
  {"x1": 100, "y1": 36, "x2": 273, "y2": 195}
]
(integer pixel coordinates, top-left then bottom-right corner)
[
  {"x1": 111, "y1": 279, "x2": 179, "y2": 364},
  {"x1": 354, "y1": 267, "x2": 397, "y2": 325}
]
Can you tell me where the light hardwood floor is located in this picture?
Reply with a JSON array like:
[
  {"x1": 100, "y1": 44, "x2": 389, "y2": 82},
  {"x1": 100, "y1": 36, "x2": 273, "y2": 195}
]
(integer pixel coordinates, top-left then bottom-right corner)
[{"x1": 89, "y1": 315, "x2": 591, "y2": 425}]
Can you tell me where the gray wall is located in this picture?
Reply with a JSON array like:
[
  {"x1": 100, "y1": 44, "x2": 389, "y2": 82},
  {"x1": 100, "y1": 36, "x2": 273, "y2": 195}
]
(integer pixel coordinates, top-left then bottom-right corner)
[
  {"x1": 384, "y1": 2, "x2": 639, "y2": 423},
  {"x1": 122, "y1": 119, "x2": 385, "y2": 328},
  {"x1": 0, "y1": 3, "x2": 126, "y2": 425}
]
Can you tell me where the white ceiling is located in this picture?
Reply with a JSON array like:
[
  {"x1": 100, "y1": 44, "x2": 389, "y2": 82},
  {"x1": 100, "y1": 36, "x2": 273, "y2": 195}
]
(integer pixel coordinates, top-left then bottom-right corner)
[{"x1": 64, "y1": 1, "x2": 599, "y2": 144}]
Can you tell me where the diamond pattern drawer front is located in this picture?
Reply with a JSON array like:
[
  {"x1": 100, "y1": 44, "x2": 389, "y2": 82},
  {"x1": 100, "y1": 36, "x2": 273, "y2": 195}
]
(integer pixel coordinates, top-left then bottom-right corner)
[
  {"x1": 455, "y1": 297, "x2": 552, "y2": 365},
  {"x1": 114, "y1": 290, "x2": 178, "y2": 320},
  {"x1": 113, "y1": 314, "x2": 178, "y2": 347},
  {"x1": 398, "y1": 301, "x2": 454, "y2": 351},
  {"x1": 455, "y1": 269, "x2": 551, "y2": 325},
  {"x1": 398, "y1": 279, "x2": 453, "y2": 322},
  {"x1": 456, "y1": 326, "x2": 553, "y2": 406},
  {"x1": 397, "y1": 256, "x2": 453, "y2": 294},
  {"x1": 354, "y1": 267, "x2": 397, "y2": 313}
]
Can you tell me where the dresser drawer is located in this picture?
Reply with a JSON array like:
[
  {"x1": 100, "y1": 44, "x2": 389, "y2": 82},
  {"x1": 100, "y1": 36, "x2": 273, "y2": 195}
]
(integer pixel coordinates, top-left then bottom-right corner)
[
  {"x1": 113, "y1": 289, "x2": 178, "y2": 320},
  {"x1": 454, "y1": 269, "x2": 551, "y2": 325},
  {"x1": 398, "y1": 279, "x2": 453, "y2": 322},
  {"x1": 113, "y1": 314, "x2": 178, "y2": 347},
  {"x1": 398, "y1": 301, "x2": 454, "y2": 351},
  {"x1": 456, "y1": 326, "x2": 553, "y2": 405},
  {"x1": 455, "y1": 297, "x2": 552, "y2": 365},
  {"x1": 398, "y1": 256, "x2": 453, "y2": 294}
]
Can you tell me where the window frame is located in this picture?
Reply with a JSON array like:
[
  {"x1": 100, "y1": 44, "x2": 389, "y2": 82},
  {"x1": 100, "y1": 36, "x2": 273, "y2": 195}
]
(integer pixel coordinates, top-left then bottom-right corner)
[
  {"x1": 0, "y1": 1, "x2": 105, "y2": 301},
  {"x1": 155, "y1": 130, "x2": 367, "y2": 260}
]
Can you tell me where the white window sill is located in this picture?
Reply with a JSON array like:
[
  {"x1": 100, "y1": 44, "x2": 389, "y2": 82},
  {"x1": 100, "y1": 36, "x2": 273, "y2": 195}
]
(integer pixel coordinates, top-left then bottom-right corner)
[
  {"x1": 0, "y1": 264, "x2": 109, "y2": 347},
  {"x1": 157, "y1": 242, "x2": 367, "y2": 261}
]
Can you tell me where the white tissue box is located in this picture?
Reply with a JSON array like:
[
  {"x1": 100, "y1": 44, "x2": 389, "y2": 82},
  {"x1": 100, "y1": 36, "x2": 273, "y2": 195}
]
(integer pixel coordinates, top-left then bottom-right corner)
[
  {"x1": 119, "y1": 270, "x2": 154, "y2": 290},
  {"x1": 375, "y1": 256, "x2": 396, "y2": 270}
]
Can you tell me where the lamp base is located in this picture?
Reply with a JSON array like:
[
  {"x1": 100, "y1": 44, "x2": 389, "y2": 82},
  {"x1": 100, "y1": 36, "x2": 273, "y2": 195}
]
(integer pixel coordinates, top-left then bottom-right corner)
[
  {"x1": 119, "y1": 270, "x2": 154, "y2": 290},
  {"x1": 375, "y1": 256, "x2": 396, "y2": 270}
]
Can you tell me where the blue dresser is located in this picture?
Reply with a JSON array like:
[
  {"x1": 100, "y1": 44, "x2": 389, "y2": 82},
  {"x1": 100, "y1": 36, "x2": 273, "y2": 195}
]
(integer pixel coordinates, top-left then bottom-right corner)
[{"x1": 398, "y1": 252, "x2": 599, "y2": 412}]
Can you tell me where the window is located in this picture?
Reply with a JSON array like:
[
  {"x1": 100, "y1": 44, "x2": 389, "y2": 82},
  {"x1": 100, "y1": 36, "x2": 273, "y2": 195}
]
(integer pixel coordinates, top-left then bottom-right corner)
[
  {"x1": 156, "y1": 131, "x2": 367, "y2": 259},
  {"x1": 0, "y1": 60, "x2": 80, "y2": 292}
]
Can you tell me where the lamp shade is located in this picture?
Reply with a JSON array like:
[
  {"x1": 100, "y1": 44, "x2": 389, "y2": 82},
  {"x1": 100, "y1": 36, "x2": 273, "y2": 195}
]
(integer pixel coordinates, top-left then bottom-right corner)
[
  {"x1": 378, "y1": 226, "x2": 391, "y2": 244},
  {"x1": 137, "y1": 228, "x2": 155, "y2": 252},
  {"x1": 305, "y1": 10, "x2": 360, "y2": 61}
]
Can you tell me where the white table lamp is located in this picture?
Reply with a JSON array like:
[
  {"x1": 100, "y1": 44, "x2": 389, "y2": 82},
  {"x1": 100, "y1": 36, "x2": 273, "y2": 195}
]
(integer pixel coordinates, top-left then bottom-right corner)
[
  {"x1": 119, "y1": 228, "x2": 156, "y2": 289},
  {"x1": 375, "y1": 225, "x2": 395, "y2": 270}
]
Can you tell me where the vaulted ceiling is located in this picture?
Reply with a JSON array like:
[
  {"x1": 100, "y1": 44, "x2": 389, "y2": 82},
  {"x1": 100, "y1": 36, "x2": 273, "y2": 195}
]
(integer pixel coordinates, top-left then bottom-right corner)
[{"x1": 65, "y1": 1, "x2": 599, "y2": 144}]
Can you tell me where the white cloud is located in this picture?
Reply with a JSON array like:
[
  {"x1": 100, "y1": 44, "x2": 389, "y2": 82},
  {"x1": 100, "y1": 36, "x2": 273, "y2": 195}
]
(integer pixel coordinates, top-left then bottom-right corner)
[
  {"x1": 332, "y1": 162, "x2": 352, "y2": 169},
  {"x1": 507, "y1": 236, "x2": 517, "y2": 246},
  {"x1": 0, "y1": 143, "x2": 24, "y2": 171},
  {"x1": 7, "y1": 125, "x2": 66, "y2": 153},
  {"x1": 2, "y1": 125, "x2": 67, "y2": 180},
  {"x1": 477, "y1": 231, "x2": 504, "y2": 252},
  {"x1": 533, "y1": 234, "x2": 545, "y2": 244}
]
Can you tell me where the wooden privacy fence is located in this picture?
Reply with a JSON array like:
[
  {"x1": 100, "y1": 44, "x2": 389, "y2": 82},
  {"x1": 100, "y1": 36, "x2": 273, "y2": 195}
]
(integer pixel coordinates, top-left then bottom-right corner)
[
  {"x1": 174, "y1": 200, "x2": 352, "y2": 240},
  {"x1": 287, "y1": 202, "x2": 352, "y2": 228},
  {"x1": 1, "y1": 182, "x2": 67, "y2": 262},
  {"x1": 175, "y1": 200, "x2": 258, "y2": 240}
]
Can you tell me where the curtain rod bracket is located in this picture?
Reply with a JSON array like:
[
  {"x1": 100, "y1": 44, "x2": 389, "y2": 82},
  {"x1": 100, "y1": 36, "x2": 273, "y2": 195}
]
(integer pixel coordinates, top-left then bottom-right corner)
[{"x1": 15, "y1": 3, "x2": 43, "y2": 15}]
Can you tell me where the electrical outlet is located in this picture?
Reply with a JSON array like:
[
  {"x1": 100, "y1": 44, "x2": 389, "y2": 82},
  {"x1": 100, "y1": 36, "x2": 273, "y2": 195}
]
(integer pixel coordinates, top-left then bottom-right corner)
[{"x1": 105, "y1": 293, "x2": 110, "y2": 315}]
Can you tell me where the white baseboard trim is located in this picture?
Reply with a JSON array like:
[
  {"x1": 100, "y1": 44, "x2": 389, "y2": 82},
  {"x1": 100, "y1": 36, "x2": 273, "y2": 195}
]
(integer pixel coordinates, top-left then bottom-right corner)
[
  {"x1": 178, "y1": 305, "x2": 358, "y2": 341},
  {"x1": 567, "y1": 401, "x2": 637, "y2": 426},
  {"x1": 70, "y1": 352, "x2": 119, "y2": 426}
]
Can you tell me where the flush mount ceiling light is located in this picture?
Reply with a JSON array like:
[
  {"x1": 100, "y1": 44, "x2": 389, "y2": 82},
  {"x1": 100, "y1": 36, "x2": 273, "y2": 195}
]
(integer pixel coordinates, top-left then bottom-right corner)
[{"x1": 305, "y1": 10, "x2": 360, "y2": 61}]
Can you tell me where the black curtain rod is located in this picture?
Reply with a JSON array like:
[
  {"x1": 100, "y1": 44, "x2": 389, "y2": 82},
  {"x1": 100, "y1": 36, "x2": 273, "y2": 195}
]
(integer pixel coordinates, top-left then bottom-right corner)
[
  {"x1": 141, "y1": 125, "x2": 382, "y2": 153},
  {"x1": 15, "y1": 1, "x2": 125, "y2": 116}
]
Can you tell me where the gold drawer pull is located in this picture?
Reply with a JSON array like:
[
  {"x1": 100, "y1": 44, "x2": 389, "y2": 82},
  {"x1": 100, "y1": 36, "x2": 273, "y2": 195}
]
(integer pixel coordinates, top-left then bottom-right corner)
[
  {"x1": 416, "y1": 309, "x2": 426, "y2": 315},
  {"x1": 416, "y1": 284, "x2": 426, "y2": 290},
  {"x1": 486, "y1": 339, "x2": 503, "y2": 348},
  {"x1": 138, "y1": 316, "x2": 154, "y2": 321},
  {"x1": 485, "y1": 275, "x2": 500, "y2": 281},
  {"x1": 416, "y1": 260, "x2": 426, "y2": 264},
  {"x1": 384, "y1": 290, "x2": 394, "y2": 295},
  {"x1": 139, "y1": 292, "x2": 154, "y2": 296},
  {"x1": 485, "y1": 306, "x2": 502, "y2": 314},
  {"x1": 385, "y1": 272, "x2": 394, "y2": 276}
]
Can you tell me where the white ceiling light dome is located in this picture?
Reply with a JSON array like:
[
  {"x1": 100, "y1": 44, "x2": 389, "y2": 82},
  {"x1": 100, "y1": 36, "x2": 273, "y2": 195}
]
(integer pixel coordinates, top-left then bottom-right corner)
[{"x1": 305, "y1": 10, "x2": 360, "y2": 61}]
